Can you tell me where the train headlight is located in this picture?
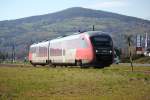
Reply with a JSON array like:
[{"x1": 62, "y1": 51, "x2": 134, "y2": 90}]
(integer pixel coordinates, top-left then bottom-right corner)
[
  {"x1": 96, "y1": 50, "x2": 98, "y2": 53},
  {"x1": 109, "y1": 50, "x2": 112, "y2": 54}
]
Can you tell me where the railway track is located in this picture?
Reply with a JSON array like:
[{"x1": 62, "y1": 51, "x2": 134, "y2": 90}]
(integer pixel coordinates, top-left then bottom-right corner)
[{"x1": 1, "y1": 63, "x2": 150, "y2": 68}]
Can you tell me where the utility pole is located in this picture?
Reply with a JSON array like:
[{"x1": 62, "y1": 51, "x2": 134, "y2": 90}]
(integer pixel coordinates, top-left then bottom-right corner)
[
  {"x1": 12, "y1": 42, "x2": 15, "y2": 63},
  {"x1": 145, "y1": 32, "x2": 148, "y2": 51},
  {"x1": 127, "y1": 36, "x2": 133, "y2": 72},
  {"x1": 92, "y1": 25, "x2": 95, "y2": 31},
  {"x1": 125, "y1": 34, "x2": 133, "y2": 72}
]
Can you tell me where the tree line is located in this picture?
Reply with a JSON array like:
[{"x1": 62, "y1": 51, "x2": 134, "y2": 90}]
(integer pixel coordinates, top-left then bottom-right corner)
[{"x1": 0, "y1": 51, "x2": 9, "y2": 62}]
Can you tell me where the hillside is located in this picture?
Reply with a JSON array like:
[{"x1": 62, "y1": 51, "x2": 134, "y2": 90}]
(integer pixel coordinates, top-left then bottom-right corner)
[{"x1": 0, "y1": 7, "x2": 150, "y2": 59}]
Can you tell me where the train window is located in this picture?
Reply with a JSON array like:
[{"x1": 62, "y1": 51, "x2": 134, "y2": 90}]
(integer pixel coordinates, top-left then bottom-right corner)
[
  {"x1": 50, "y1": 42, "x2": 63, "y2": 56},
  {"x1": 93, "y1": 37, "x2": 109, "y2": 42},
  {"x1": 91, "y1": 36, "x2": 112, "y2": 47},
  {"x1": 38, "y1": 47, "x2": 48, "y2": 57},
  {"x1": 81, "y1": 38, "x2": 89, "y2": 48},
  {"x1": 30, "y1": 47, "x2": 36, "y2": 53},
  {"x1": 50, "y1": 48, "x2": 62, "y2": 56}
]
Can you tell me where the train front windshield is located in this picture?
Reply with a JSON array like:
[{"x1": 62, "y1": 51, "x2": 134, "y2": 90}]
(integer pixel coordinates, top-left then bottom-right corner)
[{"x1": 91, "y1": 36, "x2": 113, "y2": 48}]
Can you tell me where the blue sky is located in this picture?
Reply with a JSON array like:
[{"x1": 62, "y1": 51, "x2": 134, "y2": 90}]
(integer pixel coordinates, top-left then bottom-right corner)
[{"x1": 0, "y1": 0, "x2": 150, "y2": 21}]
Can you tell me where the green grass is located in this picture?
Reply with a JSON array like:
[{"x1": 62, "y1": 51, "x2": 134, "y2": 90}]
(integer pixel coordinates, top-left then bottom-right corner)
[
  {"x1": 133, "y1": 56, "x2": 150, "y2": 64},
  {"x1": 0, "y1": 65, "x2": 150, "y2": 100}
]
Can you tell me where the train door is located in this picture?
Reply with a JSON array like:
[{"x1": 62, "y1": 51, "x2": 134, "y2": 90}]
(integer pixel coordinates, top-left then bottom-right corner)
[{"x1": 62, "y1": 48, "x2": 66, "y2": 63}]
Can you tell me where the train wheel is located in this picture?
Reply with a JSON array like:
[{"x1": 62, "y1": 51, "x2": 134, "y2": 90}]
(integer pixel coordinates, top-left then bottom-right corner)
[
  {"x1": 76, "y1": 60, "x2": 82, "y2": 67},
  {"x1": 30, "y1": 61, "x2": 36, "y2": 67},
  {"x1": 64, "y1": 65, "x2": 68, "y2": 67},
  {"x1": 33, "y1": 64, "x2": 36, "y2": 67},
  {"x1": 41, "y1": 64, "x2": 44, "y2": 66},
  {"x1": 48, "y1": 63, "x2": 52, "y2": 67},
  {"x1": 52, "y1": 64, "x2": 56, "y2": 68}
]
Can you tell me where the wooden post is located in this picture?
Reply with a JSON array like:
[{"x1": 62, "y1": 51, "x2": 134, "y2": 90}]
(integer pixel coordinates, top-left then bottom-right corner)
[
  {"x1": 128, "y1": 36, "x2": 133, "y2": 72},
  {"x1": 93, "y1": 25, "x2": 95, "y2": 31}
]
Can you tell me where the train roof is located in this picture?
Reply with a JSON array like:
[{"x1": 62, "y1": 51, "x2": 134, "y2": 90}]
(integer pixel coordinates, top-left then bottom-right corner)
[
  {"x1": 51, "y1": 31, "x2": 110, "y2": 40},
  {"x1": 30, "y1": 40, "x2": 50, "y2": 47},
  {"x1": 84, "y1": 31, "x2": 110, "y2": 37},
  {"x1": 50, "y1": 31, "x2": 111, "y2": 43},
  {"x1": 30, "y1": 31, "x2": 111, "y2": 47}
]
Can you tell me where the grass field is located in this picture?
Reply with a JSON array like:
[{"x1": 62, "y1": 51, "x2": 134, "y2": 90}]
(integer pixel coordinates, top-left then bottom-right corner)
[
  {"x1": 134, "y1": 56, "x2": 150, "y2": 64},
  {"x1": 0, "y1": 64, "x2": 150, "y2": 100}
]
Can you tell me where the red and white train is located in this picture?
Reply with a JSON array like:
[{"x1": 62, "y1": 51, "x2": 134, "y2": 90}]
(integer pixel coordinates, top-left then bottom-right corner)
[{"x1": 29, "y1": 31, "x2": 114, "y2": 67}]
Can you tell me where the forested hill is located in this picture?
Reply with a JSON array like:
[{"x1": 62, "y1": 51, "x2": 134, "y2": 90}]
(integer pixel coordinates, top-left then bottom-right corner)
[{"x1": 0, "y1": 7, "x2": 150, "y2": 59}]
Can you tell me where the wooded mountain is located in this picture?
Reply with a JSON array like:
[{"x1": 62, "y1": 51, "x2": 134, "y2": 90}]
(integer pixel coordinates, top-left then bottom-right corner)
[{"x1": 0, "y1": 7, "x2": 150, "y2": 59}]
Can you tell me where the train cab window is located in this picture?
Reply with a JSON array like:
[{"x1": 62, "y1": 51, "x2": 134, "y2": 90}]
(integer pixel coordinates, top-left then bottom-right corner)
[
  {"x1": 91, "y1": 36, "x2": 112, "y2": 47},
  {"x1": 80, "y1": 38, "x2": 89, "y2": 48}
]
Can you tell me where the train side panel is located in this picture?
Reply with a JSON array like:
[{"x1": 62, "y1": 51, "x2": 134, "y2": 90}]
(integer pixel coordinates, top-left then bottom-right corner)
[
  {"x1": 49, "y1": 35, "x2": 79, "y2": 64},
  {"x1": 29, "y1": 41, "x2": 49, "y2": 65},
  {"x1": 49, "y1": 33, "x2": 94, "y2": 65}
]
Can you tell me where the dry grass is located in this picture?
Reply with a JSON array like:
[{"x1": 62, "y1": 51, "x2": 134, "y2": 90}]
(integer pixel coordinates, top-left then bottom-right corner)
[
  {"x1": 133, "y1": 56, "x2": 150, "y2": 64},
  {"x1": 0, "y1": 64, "x2": 150, "y2": 100}
]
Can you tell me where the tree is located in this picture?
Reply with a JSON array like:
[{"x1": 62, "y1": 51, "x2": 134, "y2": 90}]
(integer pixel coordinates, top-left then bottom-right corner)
[
  {"x1": 114, "y1": 47, "x2": 121, "y2": 58},
  {"x1": 124, "y1": 34, "x2": 134, "y2": 72},
  {"x1": 0, "y1": 51, "x2": 8, "y2": 63}
]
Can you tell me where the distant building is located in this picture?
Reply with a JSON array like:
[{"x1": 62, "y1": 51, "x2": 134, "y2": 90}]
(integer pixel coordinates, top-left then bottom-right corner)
[
  {"x1": 136, "y1": 34, "x2": 143, "y2": 54},
  {"x1": 136, "y1": 33, "x2": 150, "y2": 55}
]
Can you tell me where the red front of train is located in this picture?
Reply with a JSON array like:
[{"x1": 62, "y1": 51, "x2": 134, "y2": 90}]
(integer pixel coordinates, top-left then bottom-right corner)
[
  {"x1": 75, "y1": 32, "x2": 114, "y2": 66},
  {"x1": 75, "y1": 33, "x2": 94, "y2": 65}
]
